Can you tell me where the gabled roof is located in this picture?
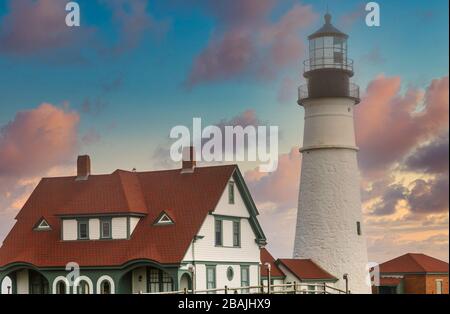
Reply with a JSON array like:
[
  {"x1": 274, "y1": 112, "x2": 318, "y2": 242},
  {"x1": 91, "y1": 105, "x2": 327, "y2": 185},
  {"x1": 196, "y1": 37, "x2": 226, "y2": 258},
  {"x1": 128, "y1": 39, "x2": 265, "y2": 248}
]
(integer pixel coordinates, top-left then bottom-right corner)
[
  {"x1": 277, "y1": 259, "x2": 337, "y2": 282},
  {"x1": 379, "y1": 253, "x2": 449, "y2": 274},
  {"x1": 0, "y1": 164, "x2": 265, "y2": 268},
  {"x1": 260, "y1": 248, "x2": 285, "y2": 278}
]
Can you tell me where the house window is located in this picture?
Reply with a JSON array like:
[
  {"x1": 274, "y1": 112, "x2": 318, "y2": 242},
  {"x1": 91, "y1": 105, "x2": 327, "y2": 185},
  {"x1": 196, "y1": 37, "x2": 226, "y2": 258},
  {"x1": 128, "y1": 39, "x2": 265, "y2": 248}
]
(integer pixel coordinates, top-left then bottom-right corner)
[
  {"x1": 77, "y1": 280, "x2": 90, "y2": 294},
  {"x1": 162, "y1": 272, "x2": 173, "y2": 292},
  {"x1": 215, "y1": 219, "x2": 223, "y2": 246},
  {"x1": 228, "y1": 182, "x2": 235, "y2": 204},
  {"x1": 149, "y1": 268, "x2": 160, "y2": 293},
  {"x1": 78, "y1": 220, "x2": 89, "y2": 240},
  {"x1": 148, "y1": 268, "x2": 173, "y2": 293},
  {"x1": 436, "y1": 280, "x2": 443, "y2": 294},
  {"x1": 206, "y1": 266, "x2": 216, "y2": 294},
  {"x1": 233, "y1": 221, "x2": 241, "y2": 247},
  {"x1": 100, "y1": 281, "x2": 111, "y2": 294},
  {"x1": 241, "y1": 266, "x2": 250, "y2": 293},
  {"x1": 100, "y1": 219, "x2": 111, "y2": 239},
  {"x1": 357, "y1": 221, "x2": 362, "y2": 236},
  {"x1": 227, "y1": 267, "x2": 234, "y2": 281},
  {"x1": 34, "y1": 218, "x2": 51, "y2": 231}
]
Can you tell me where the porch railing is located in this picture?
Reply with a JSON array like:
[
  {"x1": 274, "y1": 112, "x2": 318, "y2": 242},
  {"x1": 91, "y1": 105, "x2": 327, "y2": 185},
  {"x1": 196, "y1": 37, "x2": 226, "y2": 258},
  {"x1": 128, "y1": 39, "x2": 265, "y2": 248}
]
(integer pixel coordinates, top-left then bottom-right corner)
[{"x1": 138, "y1": 282, "x2": 348, "y2": 295}]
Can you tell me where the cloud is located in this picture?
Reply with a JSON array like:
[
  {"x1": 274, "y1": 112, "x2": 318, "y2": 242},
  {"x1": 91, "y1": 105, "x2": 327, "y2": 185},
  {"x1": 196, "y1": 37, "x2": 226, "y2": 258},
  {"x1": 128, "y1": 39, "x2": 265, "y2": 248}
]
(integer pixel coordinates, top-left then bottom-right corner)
[
  {"x1": 370, "y1": 184, "x2": 408, "y2": 216},
  {"x1": 185, "y1": 2, "x2": 316, "y2": 87},
  {"x1": 403, "y1": 132, "x2": 449, "y2": 174},
  {"x1": 99, "y1": 0, "x2": 170, "y2": 55},
  {"x1": 0, "y1": 0, "x2": 94, "y2": 56},
  {"x1": 355, "y1": 75, "x2": 449, "y2": 180},
  {"x1": 408, "y1": 176, "x2": 449, "y2": 214},
  {"x1": 245, "y1": 148, "x2": 301, "y2": 210},
  {"x1": 0, "y1": 103, "x2": 80, "y2": 245},
  {"x1": 0, "y1": 103, "x2": 80, "y2": 177}
]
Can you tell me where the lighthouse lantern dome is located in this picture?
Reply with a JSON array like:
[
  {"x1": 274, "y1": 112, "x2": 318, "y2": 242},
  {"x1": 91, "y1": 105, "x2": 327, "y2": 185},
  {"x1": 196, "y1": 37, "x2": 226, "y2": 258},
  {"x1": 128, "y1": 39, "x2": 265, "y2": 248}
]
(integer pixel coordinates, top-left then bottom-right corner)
[{"x1": 306, "y1": 13, "x2": 351, "y2": 73}]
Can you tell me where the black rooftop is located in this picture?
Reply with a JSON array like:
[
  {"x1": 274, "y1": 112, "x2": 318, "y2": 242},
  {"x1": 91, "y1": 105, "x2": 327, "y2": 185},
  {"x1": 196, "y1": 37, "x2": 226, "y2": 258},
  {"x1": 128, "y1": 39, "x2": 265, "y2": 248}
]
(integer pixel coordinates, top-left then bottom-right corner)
[{"x1": 308, "y1": 13, "x2": 348, "y2": 40}]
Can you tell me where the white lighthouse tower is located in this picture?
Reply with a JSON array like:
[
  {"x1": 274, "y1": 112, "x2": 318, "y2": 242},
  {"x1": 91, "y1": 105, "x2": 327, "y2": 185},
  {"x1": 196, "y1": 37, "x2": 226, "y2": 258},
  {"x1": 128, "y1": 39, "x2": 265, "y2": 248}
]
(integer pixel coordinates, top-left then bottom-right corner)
[{"x1": 293, "y1": 13, "x2": 371, "y2": 294}]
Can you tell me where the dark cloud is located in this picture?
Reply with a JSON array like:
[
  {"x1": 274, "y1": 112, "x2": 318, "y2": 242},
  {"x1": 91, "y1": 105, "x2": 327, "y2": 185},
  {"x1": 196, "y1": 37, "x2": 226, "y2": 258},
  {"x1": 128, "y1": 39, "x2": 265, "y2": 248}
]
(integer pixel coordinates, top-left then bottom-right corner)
[
  {"x1": 404, "y1": 132, "x2": 449, "y2": 174},
  {"x1": 408, "y1": 176, "x2": 449, "y2": 214},
  {"x1": 370, "y1": 184, "x2": 407, "y2": 216}
]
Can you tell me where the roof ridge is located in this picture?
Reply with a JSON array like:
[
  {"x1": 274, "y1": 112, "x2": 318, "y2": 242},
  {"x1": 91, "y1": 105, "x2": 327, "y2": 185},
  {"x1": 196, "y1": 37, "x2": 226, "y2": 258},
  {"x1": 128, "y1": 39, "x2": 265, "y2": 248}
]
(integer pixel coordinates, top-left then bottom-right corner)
[
  {"x1": 405, "y1": 253, "x2": 427, "y2": 272},
  {"x1": 116, "y1": 170, "x2": 148, "y2": 214}
]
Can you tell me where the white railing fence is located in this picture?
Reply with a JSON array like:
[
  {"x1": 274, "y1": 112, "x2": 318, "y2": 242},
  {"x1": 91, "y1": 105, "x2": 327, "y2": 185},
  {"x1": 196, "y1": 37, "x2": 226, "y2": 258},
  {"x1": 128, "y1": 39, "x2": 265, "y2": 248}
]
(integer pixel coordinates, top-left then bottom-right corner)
[{"x1": 139, "y1": 282, "x2": 348, "y2": 295}]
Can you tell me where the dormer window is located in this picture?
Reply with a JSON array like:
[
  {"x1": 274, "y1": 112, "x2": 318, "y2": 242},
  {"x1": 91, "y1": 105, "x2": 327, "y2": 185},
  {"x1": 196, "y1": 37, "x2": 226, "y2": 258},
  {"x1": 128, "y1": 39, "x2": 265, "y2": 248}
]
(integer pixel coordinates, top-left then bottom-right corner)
[
  {"x1": 228, "y1": 181, "x2": 235, "y2": 204},
  {"x1": 154, "y1": 211, "x2": 174, "y2": 225},
  {"x1": 34, "y1": 218, "x2": 51, "y2": 231},
  {"x1": 78, "y1": 220, "x2": 89, "y2": 240},
  {"x1": 100, "y1": 219, "x2": 112, "y2": 239}
]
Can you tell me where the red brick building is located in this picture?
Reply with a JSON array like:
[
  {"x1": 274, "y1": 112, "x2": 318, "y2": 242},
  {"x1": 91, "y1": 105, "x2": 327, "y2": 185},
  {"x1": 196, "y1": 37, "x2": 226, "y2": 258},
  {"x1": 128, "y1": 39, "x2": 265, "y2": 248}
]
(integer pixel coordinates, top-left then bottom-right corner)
[{"x1": 374, "y1": 253, "x2": 449, "y2": 294}]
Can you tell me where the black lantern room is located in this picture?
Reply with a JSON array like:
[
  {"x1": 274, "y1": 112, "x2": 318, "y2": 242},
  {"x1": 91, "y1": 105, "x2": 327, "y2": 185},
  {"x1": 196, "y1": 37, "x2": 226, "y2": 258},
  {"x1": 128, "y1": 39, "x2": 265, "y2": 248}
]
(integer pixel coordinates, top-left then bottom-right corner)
[{"x1": 299, "y1": 13, "x2": 360, "y2": 104}]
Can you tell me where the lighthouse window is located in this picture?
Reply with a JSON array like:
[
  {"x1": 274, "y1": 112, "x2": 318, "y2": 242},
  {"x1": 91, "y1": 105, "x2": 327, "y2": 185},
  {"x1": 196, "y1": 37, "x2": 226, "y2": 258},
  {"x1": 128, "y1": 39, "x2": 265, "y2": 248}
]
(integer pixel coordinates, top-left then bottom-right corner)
[{"x1": 357, "y1": 221, "x2": 362, "y2": 236}]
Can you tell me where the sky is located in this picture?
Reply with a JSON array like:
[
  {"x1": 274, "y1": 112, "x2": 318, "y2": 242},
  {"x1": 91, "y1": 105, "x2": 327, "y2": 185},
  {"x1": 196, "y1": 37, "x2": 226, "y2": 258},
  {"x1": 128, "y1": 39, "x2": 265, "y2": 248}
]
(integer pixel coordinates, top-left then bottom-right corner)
[{"x1": 0, "y1": 0, "x2": 448, "y2": 267}]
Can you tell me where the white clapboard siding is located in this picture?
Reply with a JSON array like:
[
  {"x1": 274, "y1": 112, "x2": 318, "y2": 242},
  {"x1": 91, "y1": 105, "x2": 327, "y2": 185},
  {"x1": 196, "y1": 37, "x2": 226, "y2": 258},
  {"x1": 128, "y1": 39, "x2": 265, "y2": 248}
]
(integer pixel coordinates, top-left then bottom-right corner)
[
  {"x1": 112, "y1": 217, "x2": 127, "y2": 239},
  {"x1": 62, "y1": 219, "x2": 77, "y2": 241},
  {"x1": 129, "y1": 217, "x2": 140, "y2": 235},
  {"x1": 89, "y1": 219, "x2": 100, "y2": 240},
  {"x1": 16, "y1": 269, "x2": 29, "y2": 294},
  {"x1": 132, "y1": 267, "x2": 147, "y2": 293}
]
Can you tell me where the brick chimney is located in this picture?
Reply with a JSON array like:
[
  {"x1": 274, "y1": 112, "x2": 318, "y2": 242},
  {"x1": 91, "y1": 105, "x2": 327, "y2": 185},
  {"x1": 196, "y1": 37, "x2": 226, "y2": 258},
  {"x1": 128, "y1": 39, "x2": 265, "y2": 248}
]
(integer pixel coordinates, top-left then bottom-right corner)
[
  {"x1": 76, "y1": 155, "x2": 91, "y2": 180},
  {"x1": 181, "y1": 146, "x2": 196, "y2": 173}
]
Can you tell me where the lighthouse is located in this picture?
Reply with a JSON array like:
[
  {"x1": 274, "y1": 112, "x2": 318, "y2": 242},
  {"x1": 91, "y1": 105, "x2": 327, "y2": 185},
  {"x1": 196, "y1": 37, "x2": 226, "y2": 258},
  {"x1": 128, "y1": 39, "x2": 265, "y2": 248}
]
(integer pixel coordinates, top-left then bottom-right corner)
[{"x1": 293, "y1": 13, "x2": 371, "y2": 294}]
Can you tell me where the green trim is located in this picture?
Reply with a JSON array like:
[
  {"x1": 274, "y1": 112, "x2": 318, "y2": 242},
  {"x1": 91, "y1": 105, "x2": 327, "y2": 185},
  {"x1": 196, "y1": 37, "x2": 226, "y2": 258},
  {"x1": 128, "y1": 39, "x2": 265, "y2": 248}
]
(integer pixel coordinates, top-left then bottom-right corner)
[
  {"x1": 212, "y1": 214, "x2": 241, "y2": 222},
  {"x1": 214, "y1": 218, "x2": 223, "y2": 247},
  {"x1": 77, "y1": 219, "x2": 89, "y2": 240},
  {"x1": 126, "y1": 216, "x2": 130, "y2": 239},
  {"x1": 58, "y1": 212, "x2": 146, "y2": 218},
  {"x1": 231, "y1": 169, "x2": 267, "y2": 245},
  {"x1": 233, "y1": 220, "x2": 241, "y2": 247},
  {"x1": 228, "y1": 181, "x2": 235, "y2": 204},
  {"x1": 181, "y1": 261, "x2": 259, "y2": 266},
  {"x1": 100, "y1": 218, "x2": 112, "y2": 239},
  {"x1": 0, "y1": 259, "x2": 181, "y2": 272}
]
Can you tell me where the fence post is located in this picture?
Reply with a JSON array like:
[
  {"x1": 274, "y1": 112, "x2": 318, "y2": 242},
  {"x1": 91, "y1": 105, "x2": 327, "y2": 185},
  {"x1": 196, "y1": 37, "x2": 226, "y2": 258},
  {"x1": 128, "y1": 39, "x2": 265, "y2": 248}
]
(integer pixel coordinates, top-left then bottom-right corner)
[
  {"x1": 322, "y1": 282, "x2": 326, "y2": 294},
  {"x1": 293, "y1": 281, "x2": 297, "y2": 294},
  {"x1": 224, "y1": 285, "x2": 228, "y2": 294},
  {"x1": 184, "y1": 288, "x2": 187, "y2": 294}
]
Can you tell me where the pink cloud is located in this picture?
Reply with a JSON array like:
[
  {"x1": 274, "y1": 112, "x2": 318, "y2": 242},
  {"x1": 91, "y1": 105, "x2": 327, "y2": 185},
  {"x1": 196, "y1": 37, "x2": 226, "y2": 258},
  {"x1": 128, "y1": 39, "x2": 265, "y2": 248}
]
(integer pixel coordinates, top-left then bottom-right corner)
[
  {"x1": 185, "y1": 3, "x2": 317, "y2": 87},
  {"x1": 0, "y1": 0, "x2": 94, "y2": 55},
  {"x1": 245, "y1": 148, "x2": 301, "y2": 210},
  {"x1": 0, "y1": 103, "x2": 80, "y2": 177},
  {"x1": 355, "y1": 75, "x2": 449, "y2": 180}
]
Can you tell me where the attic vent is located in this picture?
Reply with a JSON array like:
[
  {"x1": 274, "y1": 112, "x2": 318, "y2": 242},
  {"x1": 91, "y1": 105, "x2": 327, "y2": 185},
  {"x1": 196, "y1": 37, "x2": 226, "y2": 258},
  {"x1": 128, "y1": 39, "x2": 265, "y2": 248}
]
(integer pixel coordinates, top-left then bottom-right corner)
[
  {"x1": 34, "y1": 218, "x2": 51, "y2": 231},
  {"x1": 154, "y1": 212, "x2": 174, "y2": 225}
]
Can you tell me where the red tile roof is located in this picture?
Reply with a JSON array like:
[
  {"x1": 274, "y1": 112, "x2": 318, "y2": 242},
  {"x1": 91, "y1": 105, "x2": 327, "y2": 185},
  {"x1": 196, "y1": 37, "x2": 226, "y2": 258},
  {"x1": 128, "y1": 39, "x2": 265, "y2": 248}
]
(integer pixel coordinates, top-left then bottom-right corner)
[
  {"x1": 0, "y1": 165, "x2": 239, "y2": 268},
  {"x1": 379, "y1": 253, "x2": 449, "y2": 274},
  {"x1": 260, "y1": 248, "x2": 285, "y2": 278},
  {"x1": 379, "y1": 277, "x2": 402, "y2": 286},
  {"x1": 277, "y1": 259, "x2": 337, "y2": 281}
]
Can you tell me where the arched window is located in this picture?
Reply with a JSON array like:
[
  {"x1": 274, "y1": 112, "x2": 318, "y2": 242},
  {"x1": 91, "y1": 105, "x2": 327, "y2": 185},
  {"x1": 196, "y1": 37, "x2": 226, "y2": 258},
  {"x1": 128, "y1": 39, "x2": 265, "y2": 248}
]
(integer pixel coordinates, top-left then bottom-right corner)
[
  {"x1": 100, "y1": 280, "x2": 111, "y2": 294},
  {"x1": 77, "y1": 280, "x2": 90, "y2": 294},
  {"x1": 56, "y1": 281, "x2": 67, "y2": 294}
]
